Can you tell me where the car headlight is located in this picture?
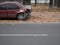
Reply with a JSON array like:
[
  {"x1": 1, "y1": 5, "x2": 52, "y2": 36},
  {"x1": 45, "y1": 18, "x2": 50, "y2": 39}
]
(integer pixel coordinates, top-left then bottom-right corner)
[{"x1": 20, "y1": 10, "x2": 24, "y2": 12}]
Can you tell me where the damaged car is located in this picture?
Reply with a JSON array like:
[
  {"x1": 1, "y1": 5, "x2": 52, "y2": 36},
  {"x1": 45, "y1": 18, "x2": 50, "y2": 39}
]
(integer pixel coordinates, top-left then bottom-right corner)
[{"x1": 0, "y1": 1, "x2": 32, "y2": 20}]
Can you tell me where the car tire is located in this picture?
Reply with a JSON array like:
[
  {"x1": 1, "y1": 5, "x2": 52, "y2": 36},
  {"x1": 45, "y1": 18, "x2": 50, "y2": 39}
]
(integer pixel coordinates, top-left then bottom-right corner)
[{"x1": 17, "y1": 14, "x2": 25, "y2": 20}]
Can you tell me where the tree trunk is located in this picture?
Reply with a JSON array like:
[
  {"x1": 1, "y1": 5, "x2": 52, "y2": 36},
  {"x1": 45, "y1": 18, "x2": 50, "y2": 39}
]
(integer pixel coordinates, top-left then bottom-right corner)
[
  {"x1": 49, "y1": 0, "x2": 60, "y2": 8},
  {"x1": 57, "y1": 0, "x2": 60, "y2": 7},
  {"x1": 49, "y1": 0, "x2": 53, "y2": 7},
  {"x1": 23, "y1": 0, "x2": 31, "y2": 5},
  {"x1": 34, "y1": 0, "x2": 37, "y2": 6}
]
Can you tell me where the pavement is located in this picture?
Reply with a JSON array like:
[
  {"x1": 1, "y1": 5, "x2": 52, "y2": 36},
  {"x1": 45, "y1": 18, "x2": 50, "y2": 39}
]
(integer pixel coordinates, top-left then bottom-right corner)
[{"x1": 0, "y1": 23, "x2": 60, "y2": 45}]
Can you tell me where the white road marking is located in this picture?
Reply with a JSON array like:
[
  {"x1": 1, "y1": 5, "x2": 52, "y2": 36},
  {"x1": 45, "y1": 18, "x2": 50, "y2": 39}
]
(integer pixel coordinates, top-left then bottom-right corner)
[{"x1": 0, "y1": 34, "x2": 48, "y2": 36}]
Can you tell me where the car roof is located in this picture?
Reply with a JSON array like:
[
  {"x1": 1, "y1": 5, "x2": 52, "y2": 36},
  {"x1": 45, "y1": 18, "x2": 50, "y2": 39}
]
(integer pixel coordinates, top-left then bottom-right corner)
[
  {"x1": 0, "y1": 1, "x2": 20, "y2": 4},
  {"x1": 0, "y1": 1, "x2": 24, "y2": 8}
]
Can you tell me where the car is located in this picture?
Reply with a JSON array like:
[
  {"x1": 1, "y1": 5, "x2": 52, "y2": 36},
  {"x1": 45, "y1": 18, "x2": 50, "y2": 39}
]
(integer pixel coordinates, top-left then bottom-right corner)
[{"x1": 0, "y1": 1, "x2": 32, "y2": 20}]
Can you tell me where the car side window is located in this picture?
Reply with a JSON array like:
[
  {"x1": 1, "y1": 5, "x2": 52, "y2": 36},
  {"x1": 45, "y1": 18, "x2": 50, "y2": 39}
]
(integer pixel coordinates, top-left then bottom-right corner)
[
  {"x1": 0, "y1": 4, "x2": 7, "y2": 10},
  {"x1": 8, "y1": 4, "x2": 19, "y2": 9}
]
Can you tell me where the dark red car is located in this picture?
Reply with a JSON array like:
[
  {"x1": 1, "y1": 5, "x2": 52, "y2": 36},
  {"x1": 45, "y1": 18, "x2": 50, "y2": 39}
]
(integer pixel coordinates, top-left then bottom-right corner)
[{"x1": 0, "y1": 1, "x2": 32, "y2": 20}]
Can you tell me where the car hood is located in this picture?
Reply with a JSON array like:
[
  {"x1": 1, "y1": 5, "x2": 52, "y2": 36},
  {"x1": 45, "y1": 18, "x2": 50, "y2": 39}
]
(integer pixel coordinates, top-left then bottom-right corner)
[{"x1": 24, "y1": 5, "x2": 32, "y2": 10}]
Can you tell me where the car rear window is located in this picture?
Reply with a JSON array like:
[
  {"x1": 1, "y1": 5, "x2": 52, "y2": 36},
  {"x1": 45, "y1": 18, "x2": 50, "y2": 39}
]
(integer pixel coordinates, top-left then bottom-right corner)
[{"x1": 7, "y1": 3, "x2": 19, "y2": 9}]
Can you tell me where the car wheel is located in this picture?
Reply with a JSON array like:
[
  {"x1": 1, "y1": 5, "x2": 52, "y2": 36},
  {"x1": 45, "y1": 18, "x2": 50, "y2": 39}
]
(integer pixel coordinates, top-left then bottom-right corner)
[{"x1": 17, "y1": 14, "x2": 25, "y2": 20}]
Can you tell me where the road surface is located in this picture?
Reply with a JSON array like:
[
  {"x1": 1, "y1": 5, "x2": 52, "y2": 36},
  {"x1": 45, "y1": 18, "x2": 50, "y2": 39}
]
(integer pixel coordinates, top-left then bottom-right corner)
[{"x1": 0, "y1": 23, "x2": 60, "y2": 45}]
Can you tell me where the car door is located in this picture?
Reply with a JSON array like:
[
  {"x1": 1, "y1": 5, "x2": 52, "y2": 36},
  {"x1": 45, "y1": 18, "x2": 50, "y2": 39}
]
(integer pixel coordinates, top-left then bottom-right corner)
[
  {"x1": 7, "y1": 3, "x2": 19, "y2": 18},
  {"x1": 0, "y1": 4, "x2": 7, "y2": 18}
]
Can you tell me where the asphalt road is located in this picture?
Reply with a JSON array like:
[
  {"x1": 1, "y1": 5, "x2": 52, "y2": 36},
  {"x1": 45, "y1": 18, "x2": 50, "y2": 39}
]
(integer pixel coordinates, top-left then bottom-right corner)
[{"x1": 0, "y1": 23, "x2": 60, "y2": 45}]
